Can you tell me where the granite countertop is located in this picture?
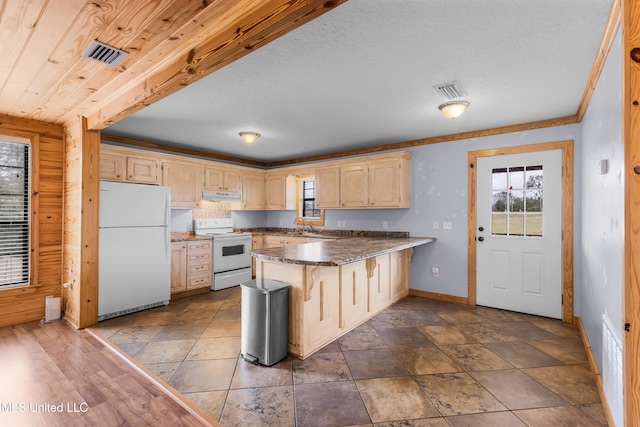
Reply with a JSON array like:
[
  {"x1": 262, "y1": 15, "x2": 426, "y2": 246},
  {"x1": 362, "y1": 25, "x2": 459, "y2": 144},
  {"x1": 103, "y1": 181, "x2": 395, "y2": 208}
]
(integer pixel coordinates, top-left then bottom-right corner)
[
  {"x1": 170, "y1": 232, "x2": 213, "y2": 242},
  {"x1": 251, "y1": 236, "x2": 436, "y2": 266}
]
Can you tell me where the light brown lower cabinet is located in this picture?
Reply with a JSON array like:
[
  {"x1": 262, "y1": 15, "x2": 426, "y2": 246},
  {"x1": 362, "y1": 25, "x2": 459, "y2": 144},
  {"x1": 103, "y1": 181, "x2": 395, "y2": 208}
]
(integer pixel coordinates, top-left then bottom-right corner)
[
  {"x1": 171, "y1": 240, "x2": 212, "y2": 294},
  {"x1": 171, "y1": 243, "x2": 187, "y2": 293},
  {"x1": 256, "y1": 248, "x2": 413, "y2": 359},
  {"x1": 251, "y1": 235, "x2": 263, "y2": 277}
]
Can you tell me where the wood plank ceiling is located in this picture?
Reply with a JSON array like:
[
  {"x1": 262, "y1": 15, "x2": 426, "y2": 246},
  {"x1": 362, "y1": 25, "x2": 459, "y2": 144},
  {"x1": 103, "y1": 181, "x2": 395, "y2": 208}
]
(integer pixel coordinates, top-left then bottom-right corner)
[{"x1": 0, "y1": 0, "x2": 346, "y2": 130}]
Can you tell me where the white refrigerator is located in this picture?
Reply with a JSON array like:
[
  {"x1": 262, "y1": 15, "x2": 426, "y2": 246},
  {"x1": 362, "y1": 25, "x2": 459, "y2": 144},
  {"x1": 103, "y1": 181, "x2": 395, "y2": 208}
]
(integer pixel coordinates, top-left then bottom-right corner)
[{"x1": 98, "y1": 181, "x2": 171, "y2": 321}]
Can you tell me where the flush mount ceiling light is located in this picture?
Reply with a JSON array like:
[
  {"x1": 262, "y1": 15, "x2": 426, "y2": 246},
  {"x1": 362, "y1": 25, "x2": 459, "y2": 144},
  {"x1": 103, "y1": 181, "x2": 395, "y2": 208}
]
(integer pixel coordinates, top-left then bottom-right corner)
[
  {"x1": 434, "y1": 80, "x2": 469, "y2": 119},
  {"x1": 438, "y1": 100, "x2": 470, "y2": 119},
  {"x1": 239, "y1": 131, "x2": 260, "y2": 144}
]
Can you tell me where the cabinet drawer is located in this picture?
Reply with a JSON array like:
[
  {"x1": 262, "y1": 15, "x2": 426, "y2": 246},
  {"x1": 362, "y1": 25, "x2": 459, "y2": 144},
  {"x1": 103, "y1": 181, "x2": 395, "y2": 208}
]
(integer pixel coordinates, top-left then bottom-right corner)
[
  {"x1": 187, "y1": 262, "x2": 211, "y2": 275},
  {"x1": 187, "y1": 251, "x2": 212, "y2": 263},
  {"x1": 187, "y1": 241, "x2": 212, "y2": 251},
  {"x1": 187, "y1": 273, "x2": 212, "y2": 290}
]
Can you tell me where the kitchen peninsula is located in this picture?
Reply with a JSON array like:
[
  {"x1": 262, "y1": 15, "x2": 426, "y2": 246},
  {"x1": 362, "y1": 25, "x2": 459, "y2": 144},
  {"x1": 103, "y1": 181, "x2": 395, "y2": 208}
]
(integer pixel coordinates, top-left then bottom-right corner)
[{"x1": 251, "y1": 234, "x2": 435, "y2": 359}]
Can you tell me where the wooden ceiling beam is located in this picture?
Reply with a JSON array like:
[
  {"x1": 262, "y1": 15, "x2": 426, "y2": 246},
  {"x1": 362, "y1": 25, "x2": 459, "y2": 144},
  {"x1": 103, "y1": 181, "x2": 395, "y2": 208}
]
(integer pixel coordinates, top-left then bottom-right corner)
[
  {"x1": 35, "y1": 0, "x2": 220, "y2": 122},
  {"x1": 28, "y1": 0, "x2": 213, "y2": 124},
  {"x1": 73, "y1": 0, "x2": 346, "y2": 130}
]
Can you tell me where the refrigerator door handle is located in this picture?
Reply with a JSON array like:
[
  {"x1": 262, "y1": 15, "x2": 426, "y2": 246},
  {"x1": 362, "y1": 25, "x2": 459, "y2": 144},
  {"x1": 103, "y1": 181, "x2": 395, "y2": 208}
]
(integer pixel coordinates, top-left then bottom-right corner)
[{"x1": 164, "y1": 190, "x2": 171, "y2": 260}]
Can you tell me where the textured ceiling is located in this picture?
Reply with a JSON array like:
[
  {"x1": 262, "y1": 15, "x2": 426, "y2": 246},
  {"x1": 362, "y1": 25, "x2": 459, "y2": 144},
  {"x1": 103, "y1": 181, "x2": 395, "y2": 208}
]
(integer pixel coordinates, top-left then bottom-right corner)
[{"x1": 104, "y1": 0, "x2": 612, "y2": 163}]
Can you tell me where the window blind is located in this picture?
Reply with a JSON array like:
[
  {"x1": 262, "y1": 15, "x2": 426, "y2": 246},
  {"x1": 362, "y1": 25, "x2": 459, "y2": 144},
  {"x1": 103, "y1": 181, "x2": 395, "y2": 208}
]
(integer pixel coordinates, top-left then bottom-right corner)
[
  {"x1": 302, "y1": 180, "x2": 319, "y2": 217},
  {"x1": 0, "y1": 140, "x2": 30, "y2": 287}
]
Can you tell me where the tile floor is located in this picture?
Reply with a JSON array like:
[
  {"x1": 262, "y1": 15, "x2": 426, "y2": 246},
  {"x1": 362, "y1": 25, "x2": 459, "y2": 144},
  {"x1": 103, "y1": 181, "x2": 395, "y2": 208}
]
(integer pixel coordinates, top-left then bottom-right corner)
[{"x1": 92, "y1": 287, "x2": 608, "y2": 426}]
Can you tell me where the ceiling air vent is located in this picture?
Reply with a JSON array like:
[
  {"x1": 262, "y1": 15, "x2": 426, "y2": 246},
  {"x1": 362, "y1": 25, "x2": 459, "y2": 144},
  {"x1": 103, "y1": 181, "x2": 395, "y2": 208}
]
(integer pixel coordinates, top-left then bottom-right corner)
[
  {"x1": 433, "y1": 81, "x2": 467, "y2": 100},
  {"x1": 81, "y1": 40, "x2": 128, "y2": 66}
]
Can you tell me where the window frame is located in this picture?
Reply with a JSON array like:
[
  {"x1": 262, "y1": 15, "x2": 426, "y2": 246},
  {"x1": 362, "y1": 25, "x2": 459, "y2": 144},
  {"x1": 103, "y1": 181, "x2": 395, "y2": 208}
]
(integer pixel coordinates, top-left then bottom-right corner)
[
  {"x1": 0, "y1": 133, "x2": 35, "y2": 290},
  {"x1": 294, "y1": 175, "x2": 325, "y2": 226}
]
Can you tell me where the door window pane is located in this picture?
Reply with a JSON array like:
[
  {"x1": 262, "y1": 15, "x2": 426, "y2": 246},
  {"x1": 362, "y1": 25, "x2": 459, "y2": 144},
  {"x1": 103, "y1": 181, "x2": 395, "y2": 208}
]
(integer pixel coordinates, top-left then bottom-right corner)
[{"x1": 490, "y1": 165, "x2": 543, "y2": 237}]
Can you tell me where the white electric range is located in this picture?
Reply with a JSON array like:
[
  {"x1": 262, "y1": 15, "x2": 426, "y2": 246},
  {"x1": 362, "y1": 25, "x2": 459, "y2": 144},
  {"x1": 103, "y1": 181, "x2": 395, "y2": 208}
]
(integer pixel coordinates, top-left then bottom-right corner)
[{"x1": 193, "y1": 218, "x2": 252, "y2": 290}]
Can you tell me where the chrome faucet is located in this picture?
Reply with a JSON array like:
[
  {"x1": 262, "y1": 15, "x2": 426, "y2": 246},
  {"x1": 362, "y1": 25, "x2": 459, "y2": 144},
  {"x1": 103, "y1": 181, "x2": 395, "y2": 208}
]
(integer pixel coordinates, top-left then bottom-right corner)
[{"x1": 294, "y1": 217, "x2": 308, "y2": 232}]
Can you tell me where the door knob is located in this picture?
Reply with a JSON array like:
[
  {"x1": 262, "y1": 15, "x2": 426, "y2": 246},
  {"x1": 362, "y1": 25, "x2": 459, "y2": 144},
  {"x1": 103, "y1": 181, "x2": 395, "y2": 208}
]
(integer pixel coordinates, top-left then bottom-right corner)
[
  {"x1": 478, "y1": 226, "x2": 484, "y2": 232},
  {"x1": 478, "y1": 236, "x2": 485, "y2": 242}
]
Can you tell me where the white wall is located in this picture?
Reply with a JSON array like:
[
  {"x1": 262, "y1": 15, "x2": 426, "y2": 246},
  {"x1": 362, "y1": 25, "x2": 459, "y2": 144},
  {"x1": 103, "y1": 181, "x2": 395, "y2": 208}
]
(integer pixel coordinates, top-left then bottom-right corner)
[{"x1": 579, "y1": 26, "x2": 623, "y2": 370}]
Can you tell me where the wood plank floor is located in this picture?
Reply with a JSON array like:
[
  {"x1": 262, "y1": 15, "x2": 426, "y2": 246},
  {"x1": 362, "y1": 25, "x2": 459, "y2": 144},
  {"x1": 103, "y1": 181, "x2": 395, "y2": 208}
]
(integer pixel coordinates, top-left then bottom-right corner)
[{"x1": 0, "y1": 319, "x2": 217, "y2": 426}]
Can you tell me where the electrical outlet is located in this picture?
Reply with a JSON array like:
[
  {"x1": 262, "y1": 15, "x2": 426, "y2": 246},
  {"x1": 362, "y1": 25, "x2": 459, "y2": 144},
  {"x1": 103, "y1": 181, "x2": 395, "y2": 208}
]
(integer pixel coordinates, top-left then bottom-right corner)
[
  {"x1": 279, "y1": 220, "x2": 283, "y2": 226},
  {"x1": 432, "y1": 267, "x2": 440, "y2": 278},
  {"x1": 443, "y1": 221, "x2": 452, "y2": 230},
  {"x1": 342, "y1": 221, "x2": 346, "y2": 227},
  {"x1": 433, "y1": 221, "x2": 439, "y2": 229},
  {"x1": 382, "y1": 221, "x2": 388, "y2": 229}
]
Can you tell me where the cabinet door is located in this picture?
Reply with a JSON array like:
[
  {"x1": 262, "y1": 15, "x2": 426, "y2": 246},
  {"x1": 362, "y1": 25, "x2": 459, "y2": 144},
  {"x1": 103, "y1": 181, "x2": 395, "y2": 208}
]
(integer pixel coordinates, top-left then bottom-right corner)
[
  {"x1": 127, "y1": 156, "x2": 159, "y2": 184},
  {"x1": 264, "y1": 235, "x2": 285, "y2": 248},
  {"x1": 242, "y1": 172, "x2": 265, "y2": 209},
  {"x1": 315, "y1": 167, "x2": 340, "y2": 208},
  {"x1": 390, "y1": 250, "x2": 410, "y2": 301},
  {"x1": 265, "y1": 173, "x2": 287, "y2": 210},
  {"x1": 224, "y1": 169, "x2": 242, "y2": 193},
  {"x1": 203, "y1": 167, "x2": 223, "y2": 191},
  {"x1": 340, "y1": 164, "x2": 368, "y2": 208},
  {"x1": 340, "y1": 260, "x2": 370, "y2": 328},
  {"x1": 171, "y1": 243, "x2": 187, "y2": 293},
  {"x1": 162, "y1": 161, "x2": 202, "y2": 208},
  {"x1": 368, "y1": 254, "x2": 391, "y2": 312},
  {"x1": 285, "y1": 236, "x2": 307, "y2": 246},
  {"x1": 368, "y1": 159, "x2": 401, "y2": 207},
  {"x1": 204, "y1": 167, "x2": 243, "y2": 192},
  {"x1": 100, "y1": 153, "x2": 125, "y2": 181}
]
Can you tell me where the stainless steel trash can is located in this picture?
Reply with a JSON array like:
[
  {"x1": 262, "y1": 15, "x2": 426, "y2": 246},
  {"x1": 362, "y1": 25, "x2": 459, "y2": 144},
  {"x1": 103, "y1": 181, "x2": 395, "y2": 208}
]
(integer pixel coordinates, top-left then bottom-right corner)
[{"x1": 240, "y1": 279, "x2": 290, "y2": 366}]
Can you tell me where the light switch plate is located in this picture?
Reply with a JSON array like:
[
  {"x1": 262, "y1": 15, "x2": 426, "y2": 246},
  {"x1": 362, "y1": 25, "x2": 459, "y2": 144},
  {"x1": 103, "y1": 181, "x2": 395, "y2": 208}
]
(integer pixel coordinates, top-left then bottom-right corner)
[{"x1": 443, "y1": 221, "x2": 452, "y2": 230}]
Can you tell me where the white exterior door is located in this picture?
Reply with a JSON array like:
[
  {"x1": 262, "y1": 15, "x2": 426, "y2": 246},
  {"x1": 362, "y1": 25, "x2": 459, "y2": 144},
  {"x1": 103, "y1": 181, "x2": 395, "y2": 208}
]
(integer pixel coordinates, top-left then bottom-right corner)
[{"x1": 476, "y1": 149, "x2": 563, "y2": 318}]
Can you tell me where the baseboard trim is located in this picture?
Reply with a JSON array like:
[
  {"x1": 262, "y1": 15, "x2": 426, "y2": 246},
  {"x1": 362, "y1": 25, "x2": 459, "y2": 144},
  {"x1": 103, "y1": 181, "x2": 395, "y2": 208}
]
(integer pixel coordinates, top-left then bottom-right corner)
[
  {"x1": 408, "y1": 289, "x2": 469, "y2": 305},
  {"x1": 87, "y1": 327, "x2": 221, "y2": 427},
  {"x1": 576, "y1": 317, "x2": 616, "y2": 427}
]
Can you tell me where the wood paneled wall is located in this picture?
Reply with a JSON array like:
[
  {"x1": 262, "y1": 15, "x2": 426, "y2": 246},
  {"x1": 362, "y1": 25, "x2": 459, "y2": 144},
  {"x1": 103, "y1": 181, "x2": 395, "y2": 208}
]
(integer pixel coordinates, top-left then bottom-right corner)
[
  {"x1": 63, "y1": 117, "x2": 100, "y2": 329},
  {"x1": 0, "y1": 115, "x2": 63, "y2": 327},
  {"x1": 623, "y1": 0, "x2": 640, "y2": 423}
]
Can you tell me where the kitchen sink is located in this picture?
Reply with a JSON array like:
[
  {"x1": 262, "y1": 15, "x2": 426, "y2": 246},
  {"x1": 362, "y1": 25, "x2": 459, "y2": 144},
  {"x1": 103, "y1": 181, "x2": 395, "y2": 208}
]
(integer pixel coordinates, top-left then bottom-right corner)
[{"x1": 289, "y1": 232, "x2": 338, "y2": 240}]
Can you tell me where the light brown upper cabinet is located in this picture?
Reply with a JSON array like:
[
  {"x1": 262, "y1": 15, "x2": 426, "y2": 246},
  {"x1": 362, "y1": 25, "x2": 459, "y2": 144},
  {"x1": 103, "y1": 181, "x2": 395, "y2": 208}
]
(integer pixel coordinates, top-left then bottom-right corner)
[
  {"x1": 340, "y1": 163, "x2": 369, "y2": 208},
  {"x1": 242, "y1": 171, "x2": 265, "y2": 210},
  {"x1": 368, "y1": 158, "x2": 409, "y2": 207},
  {"x1": 315, "y1": 166, "x2": 341, "y2": 208},
  {"x1": 162, "y1": 161, "x2": 202, "y2": 208},
  {"x1": 126, "y1": 156, "x2": 159, "y2": 184},
  {"x1": 265, "y1": 172, "x2": 287, "y2": 210},
  {"x1": 203, "y1": 167, "x2": 242, "y2": 193},
  {"x1": 100, "y1": 149, "x2": 159, "y2": 185},
  {"x1": 314, "y1": 152, "x2": 411, "y2": 209},
  {"x1": 100, "y1": 152, "x2": 125, "y2": 181}
]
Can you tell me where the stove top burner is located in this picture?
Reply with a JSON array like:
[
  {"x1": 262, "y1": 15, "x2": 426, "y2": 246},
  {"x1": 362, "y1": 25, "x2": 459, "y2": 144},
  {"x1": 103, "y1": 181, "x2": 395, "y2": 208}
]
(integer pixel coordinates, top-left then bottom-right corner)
[{"x1": 193, "y1": 218, "x2": 251, "y2": 237}]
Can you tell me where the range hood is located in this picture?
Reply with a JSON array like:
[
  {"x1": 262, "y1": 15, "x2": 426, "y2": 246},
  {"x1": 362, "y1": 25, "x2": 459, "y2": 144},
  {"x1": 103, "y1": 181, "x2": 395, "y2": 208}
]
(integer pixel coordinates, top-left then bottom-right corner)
[{"x1": 202, "y1": 191, "x2": 242, "y2": 202}]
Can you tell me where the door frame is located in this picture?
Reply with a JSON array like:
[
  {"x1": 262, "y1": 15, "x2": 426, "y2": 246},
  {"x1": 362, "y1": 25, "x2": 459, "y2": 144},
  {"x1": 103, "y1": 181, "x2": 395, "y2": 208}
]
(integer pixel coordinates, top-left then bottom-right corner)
[{"x1": 467, "y1": 139, "x2": 574, "y2": 323}]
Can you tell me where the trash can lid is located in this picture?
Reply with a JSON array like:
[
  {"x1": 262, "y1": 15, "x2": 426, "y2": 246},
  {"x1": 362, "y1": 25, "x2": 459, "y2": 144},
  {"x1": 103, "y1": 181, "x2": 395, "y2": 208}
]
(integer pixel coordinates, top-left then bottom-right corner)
[{"x1": 240, "y1": 279, "x2": 290, "y2": 293}]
